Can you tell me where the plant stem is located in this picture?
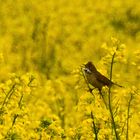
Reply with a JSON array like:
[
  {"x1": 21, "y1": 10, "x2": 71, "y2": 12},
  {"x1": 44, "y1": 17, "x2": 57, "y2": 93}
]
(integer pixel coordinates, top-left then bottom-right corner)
[
  {"x1": 126, "y1": 93, "x2": 133, "y2": 140},
  {"x1": 91, "y1": 111, "x2": 99, "y2": 140},
  {"x1": 108, "y1": 46, "x2": 120, "y2": 140},
  {"x1": 1, "y1": 84, "x2": 16, "y2": 109}
]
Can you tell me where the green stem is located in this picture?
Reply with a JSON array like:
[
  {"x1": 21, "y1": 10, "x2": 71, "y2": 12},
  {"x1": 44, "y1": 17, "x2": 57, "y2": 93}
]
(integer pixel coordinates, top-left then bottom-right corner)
[
  {"x1": 1, "y1": 84, "x2": 16, "y2": 109},
  {"x1": 91, "y1": 111, "x2": 99, "y2": 140},
  {"x1": 126, "y1": 93, "x2": 133, "y2": 140},
  {"x1": 108, "y1": 46, "x2": 120, "y2": 140}
]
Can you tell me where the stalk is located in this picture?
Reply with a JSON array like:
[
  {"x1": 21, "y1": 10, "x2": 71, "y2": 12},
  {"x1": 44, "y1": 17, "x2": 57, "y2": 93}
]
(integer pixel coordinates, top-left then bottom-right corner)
[{"x1": 108, "y1": 46, "x2": 120, "y2": 140}]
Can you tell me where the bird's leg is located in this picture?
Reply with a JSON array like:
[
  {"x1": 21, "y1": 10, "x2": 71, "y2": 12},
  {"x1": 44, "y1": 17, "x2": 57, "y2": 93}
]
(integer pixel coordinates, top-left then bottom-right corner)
[
  {"x1": 87, "y1": 87, "x2": 95, "y2": 93},
  {"x1": 89, "y1": 88, "x2": 93, "y2": 93},
  {"x1": 87, "y1": 87, "x2": 96, "y2": 96}
]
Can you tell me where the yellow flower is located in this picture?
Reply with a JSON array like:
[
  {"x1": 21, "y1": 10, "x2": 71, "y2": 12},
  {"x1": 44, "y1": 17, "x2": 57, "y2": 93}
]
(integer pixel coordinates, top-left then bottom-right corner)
[{"x1": 67, "y1": 128, "x2": 75, "y2": 138}]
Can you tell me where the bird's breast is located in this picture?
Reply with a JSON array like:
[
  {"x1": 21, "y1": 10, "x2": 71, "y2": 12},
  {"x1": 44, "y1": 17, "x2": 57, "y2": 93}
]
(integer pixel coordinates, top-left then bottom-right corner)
[{"x1": 85, "y1": 73, "x2": 103, "y2": 90}]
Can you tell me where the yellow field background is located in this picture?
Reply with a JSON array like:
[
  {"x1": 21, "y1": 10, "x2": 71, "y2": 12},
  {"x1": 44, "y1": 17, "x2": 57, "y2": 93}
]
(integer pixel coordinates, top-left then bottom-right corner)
[{"x1": 0, "y1": 0, "x2": 140, "y2": 139}]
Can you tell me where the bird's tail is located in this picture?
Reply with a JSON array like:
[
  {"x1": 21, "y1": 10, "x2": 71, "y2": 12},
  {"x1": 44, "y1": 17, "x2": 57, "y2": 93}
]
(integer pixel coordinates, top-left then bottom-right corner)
[{"x1": 113, "y1": 82, "x2": 123, "y2": 88}]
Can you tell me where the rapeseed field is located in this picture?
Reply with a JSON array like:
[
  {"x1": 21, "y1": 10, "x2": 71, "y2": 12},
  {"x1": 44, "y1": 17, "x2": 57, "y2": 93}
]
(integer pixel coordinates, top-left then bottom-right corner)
[{"x1": 0, "y1": 0, "x2": 140, "y2": 139}]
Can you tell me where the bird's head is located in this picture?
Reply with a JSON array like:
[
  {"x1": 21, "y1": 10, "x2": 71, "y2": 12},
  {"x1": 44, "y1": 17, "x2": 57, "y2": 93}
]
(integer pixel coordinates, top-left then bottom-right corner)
[{"x1": 84, "y1": 61, "x2": 97, "y2": 74}]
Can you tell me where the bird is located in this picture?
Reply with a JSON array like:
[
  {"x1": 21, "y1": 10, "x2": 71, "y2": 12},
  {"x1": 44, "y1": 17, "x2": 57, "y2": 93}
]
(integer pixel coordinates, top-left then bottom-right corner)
[{"x1": 83, "y1": 61, "x2": 122, "y2": 92}]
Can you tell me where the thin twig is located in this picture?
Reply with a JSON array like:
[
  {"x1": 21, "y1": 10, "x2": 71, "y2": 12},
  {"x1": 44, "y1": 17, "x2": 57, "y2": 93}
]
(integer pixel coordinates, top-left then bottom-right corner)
[
  {"x1": 108, "y1": 46, "x2": 120, "y2": 140},
  {"x1": 113, "y1": 99, "x2": 120, "y2": 117},
  {"x1": 1, "y1": 84, "x2": 16, "y2": 109},
  {"x1": 91, "y1": 111, "x2": 99, "y2": 140},
  {"x1": 126, "y1": 93, "x2": 133, "y2": 140},
  {"x1": 18, "y1": 94, "x2": 24, "y2": 109}
]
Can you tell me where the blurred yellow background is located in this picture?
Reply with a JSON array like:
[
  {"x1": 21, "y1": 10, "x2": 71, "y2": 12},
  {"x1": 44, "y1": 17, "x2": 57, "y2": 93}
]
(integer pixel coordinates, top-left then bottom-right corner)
[{"x1": 0, "y1": 0, "x2": 140, "y2": 139}]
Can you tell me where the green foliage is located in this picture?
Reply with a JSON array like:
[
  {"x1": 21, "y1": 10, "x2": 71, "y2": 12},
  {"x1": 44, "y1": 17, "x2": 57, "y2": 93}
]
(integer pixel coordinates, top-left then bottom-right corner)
[{"x1": 40, "y1": 118, "x2": 52, "y2": 129}]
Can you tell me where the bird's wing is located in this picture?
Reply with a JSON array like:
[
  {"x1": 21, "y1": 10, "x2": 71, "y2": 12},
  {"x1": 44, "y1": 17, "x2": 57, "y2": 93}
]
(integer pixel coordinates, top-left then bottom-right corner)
[{"x1": 95, "y1": 71, "x2": 112, "y2": 86}]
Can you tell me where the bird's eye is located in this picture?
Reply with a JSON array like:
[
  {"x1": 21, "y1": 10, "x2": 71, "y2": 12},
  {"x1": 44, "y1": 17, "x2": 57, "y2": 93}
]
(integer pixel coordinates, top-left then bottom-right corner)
[{"x1": 84, "y1": 68, "x2": 92, "y2": 74}]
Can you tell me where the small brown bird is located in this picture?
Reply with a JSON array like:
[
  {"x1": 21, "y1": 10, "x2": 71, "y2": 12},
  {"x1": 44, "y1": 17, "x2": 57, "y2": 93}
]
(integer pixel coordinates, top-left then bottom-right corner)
[{"x1": 83, "y1": 61, "x2": 122, "y2": 91}]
